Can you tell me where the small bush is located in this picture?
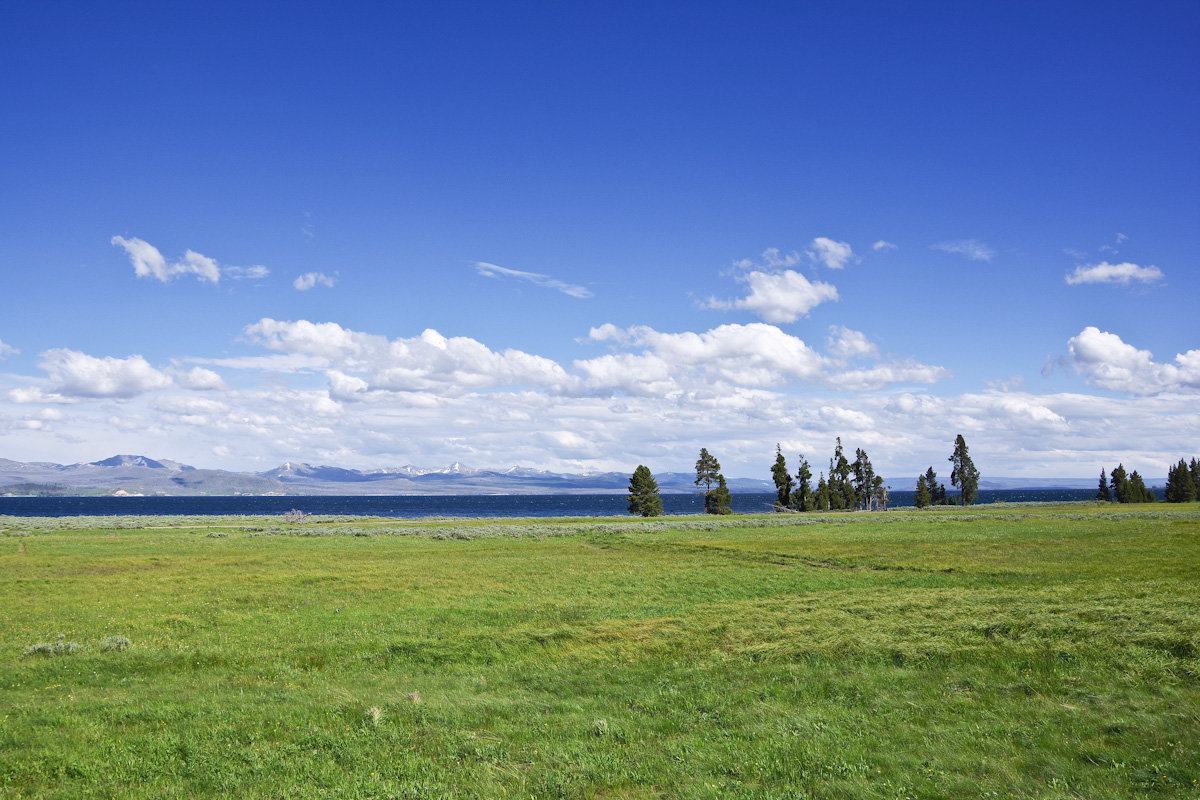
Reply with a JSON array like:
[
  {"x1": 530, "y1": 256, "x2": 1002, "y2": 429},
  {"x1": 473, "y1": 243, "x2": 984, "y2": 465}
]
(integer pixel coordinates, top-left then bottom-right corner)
[
  {"x1": 101, "y1": 635, "x2": 132, "y2": 652},
  {"x1": 283, "y1": 509, "x2": 311, "y2": 523},
  {"x1": 23, "y1": 635, "x2": 81, "y2": 658}
]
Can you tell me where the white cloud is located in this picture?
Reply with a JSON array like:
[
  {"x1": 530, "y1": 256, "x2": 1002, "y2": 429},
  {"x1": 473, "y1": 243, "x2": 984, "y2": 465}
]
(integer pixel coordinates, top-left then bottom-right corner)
[
  {"x1": 111, "y1": 236, "x2": 269, "y2": 283},
  {"x1": 932, "y1": 239, "x2": 996, "y2": 262},
  {"x1": 734, "y1": 248, "x2": 803, "y2": 270},
  {"x1": 825, "y1": 326, "x2": 879, "y2": 361},
  {"x1": 226, "y1": 265, "x2": 270, "y2": 280},
  {"x1": 807, "y1": 237, "x2": 856, "y2": 269},
  {"x1": 824, "y1": 361, "x2": 951, "y2": 392},
  {"x1": 294, "y1": 272, "x2": 337, "y2": 290},
  {"x1": 244, "y1": 318, "x2": 576, "y2": 394},
  {"x1": 0, "y1": 339, "x2": 17, "y2": 359},
  {"x1": 1067, "y1": 326, "x2": 1200, "y2": 395},
  {"x1": 707, "y1": 269, "x2": 839, "y2": 323},
  {"x1": 872, "y1": 241, "x2": 898, "y2": 252},
  {"x1": 474, "y1": 262, "x2": 592, "y2": 299},
  {"x1": 1065, "y1": 262, "x2": 1164, "y2": 286},
  {"x1": 177, "y1": 366, "x2": 227, "y2": 391},
  {"x1": 38, "y1": 349, "x2": 173, "y2": 398},
  {"x1": 581, "y1": 323, "x2": 947, "y2": 394}
]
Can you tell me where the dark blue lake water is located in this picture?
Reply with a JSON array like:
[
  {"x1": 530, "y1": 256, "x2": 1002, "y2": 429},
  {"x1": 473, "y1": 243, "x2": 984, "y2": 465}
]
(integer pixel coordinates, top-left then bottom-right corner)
[{"x1": 0, "y1": 488, "x2": 1123, "y2": 518}]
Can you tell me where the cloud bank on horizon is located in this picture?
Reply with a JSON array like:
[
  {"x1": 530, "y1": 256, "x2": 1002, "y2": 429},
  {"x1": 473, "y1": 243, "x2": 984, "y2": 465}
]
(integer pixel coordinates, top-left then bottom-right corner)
[
  {"x1": 2, "y1": 234, "x2": 1195, "y2": 478},
  {"x1": 2, "y1": 3, "x2": 1196, "y2": 480}
]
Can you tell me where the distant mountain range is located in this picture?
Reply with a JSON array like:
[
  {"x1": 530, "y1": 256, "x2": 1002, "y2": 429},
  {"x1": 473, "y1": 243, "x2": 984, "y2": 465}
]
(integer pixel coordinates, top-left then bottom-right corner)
[
  {"x1": 0, "y1": 454, "x2": 1129, "y2": 497},
  {"x1": 0, "y1": 454, "x2": 774, "y2": 496}
]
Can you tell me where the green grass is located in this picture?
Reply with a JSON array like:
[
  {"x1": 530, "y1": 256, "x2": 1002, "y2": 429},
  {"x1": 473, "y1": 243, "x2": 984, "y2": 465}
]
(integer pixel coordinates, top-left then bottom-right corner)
[{"x1": 1, "y1": 504, "x2": 1197, "y2": 799}]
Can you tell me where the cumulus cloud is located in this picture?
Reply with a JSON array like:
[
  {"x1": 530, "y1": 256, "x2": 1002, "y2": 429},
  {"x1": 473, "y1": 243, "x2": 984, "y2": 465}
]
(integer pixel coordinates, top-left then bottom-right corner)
[
  {"x1": 873, "y1": 241, "x2": 898, "y2": 252},
  {"x1": 244, "y1": 318, "x2": 576, "y2": 394},
  {"x1": 807, "y1": 237, "x2": 856, "y2": 269},
  {"x1": 294, "y1": 272, "x2": 337, "y2": 290},
  {"x1": 825, "y1": 326, "x2": 879, "y2": 361},
  {"x1": 583, "y1": 323, "x2": 947, "y2": 394},
  {"x1": 474, "y1": 262, "x2": 592, "y2": 299},
  {"x1": 0, "y1": 339, "x2": 17, "y2": 359},
  {"x1": 111, "y1": 236, "x2": 269, "y2": 283},
  {"x1": 38, "y1": 349, "x2": 173, "y2": 398},
  {"x1": 1067, "y1": 326, "x2": 1200, "y2": 395},
  {"x1": 707, "y1": 269, "x2": 839, "y2": 323},
  {"x1": 177, "y1": 366, "x2": 227, "y2": 391},
  {"x1": 1065, "y1": 262, "x2": 1164, "y2": 286},
  {"x1": 932, "y1": 239, "x2": 996, "y2": 262}
]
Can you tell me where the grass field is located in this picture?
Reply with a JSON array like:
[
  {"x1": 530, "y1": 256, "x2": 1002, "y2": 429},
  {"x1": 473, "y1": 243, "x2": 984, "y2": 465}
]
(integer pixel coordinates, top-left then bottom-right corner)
[{"x1": 1, "y1": 504, "x2": 1198, "y2": 799}]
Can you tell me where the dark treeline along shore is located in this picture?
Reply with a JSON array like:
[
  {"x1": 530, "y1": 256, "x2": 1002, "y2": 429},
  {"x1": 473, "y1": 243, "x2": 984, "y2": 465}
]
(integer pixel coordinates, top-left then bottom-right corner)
[{"x1": 626, "y1": 434, "x2": 1191, "y2": 519}]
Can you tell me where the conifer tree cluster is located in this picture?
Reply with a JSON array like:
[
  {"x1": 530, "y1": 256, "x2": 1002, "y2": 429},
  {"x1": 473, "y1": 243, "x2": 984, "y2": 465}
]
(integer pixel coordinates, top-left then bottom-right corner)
[
  {"x1": 1103, "y1": 462, "x2": 1156, "y2": 503},
  {"x1": 915, "y1": 435, "x2": 979, "y2": 507},
  {"x1": 772, "y1": 438, "x2": 888, "y2": 512},
  {"x1": 1162, "y1": 458, "x2": 1199, "y2": 503}
]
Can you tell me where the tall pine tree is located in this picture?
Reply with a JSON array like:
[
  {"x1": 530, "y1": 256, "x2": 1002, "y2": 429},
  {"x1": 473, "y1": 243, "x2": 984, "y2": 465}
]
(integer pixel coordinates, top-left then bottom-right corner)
[
  {"x1": 852, "y1": 448, "x2": 875, "y2": 511},
  {"x1": 1128, "y1": 470, "x2": 1154, "y2": 503},
  {"x1": 1110, "y1": 463, "x2": 1130, "y2": 503},
  {"x1": 914, "y1": 473, "x2": 932, "y2": 508},
  {"x1": 627, "y1": 465, "x2": 663, "y2": 517},
  {"x1": 770, "y1": 445, "x2": 794, "y2": 511},
  {"x1": 1096, "y1": 468, "x2": 1112, "y2": 501},
  {"x1": 792, "y1": 456, "x2": 813, "y2": 511},
  {"x1": 695, "y1": 448, "x2": 720, "y2": 492},
  {"x1": 949, "y1": 434, "x2": 980, "y2": 506},
  {"x1": 1165, "y1": 458, "x2": 1198, "y2": 503},
  {"x1": 924, "y1": 467, "x2": 947, "y2": 505}
]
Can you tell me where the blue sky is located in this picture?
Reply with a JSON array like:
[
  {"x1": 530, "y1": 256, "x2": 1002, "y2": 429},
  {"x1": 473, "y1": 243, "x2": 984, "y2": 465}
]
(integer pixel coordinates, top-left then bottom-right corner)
[{"x1": 1, "y1": 1, "x2": 1197, "y2": 480}]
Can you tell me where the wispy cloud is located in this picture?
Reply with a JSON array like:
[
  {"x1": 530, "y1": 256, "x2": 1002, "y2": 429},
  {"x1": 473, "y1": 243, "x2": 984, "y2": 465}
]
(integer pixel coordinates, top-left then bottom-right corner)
[
  {"x1": 1065, "y1": 262, "x2": 1163, "y2": 286},
  {"x1": 872, "y1": 240, "x2": 898, "y2": 252},
  {"x1": 0, "y1": 339, "x2": 17, "y2": 359},
  {"x1": 112, "y1": 236, "x2": 269, "y2": 283},
  {"x1": 294, "y1": 271, "x2": 337, "y2": 290},
  {"x1": 474, "y1": 262, "x2": 592, "y2": 298},
  {"x1": 932, "y1": 239, "x2": 996, "y2": 262}
]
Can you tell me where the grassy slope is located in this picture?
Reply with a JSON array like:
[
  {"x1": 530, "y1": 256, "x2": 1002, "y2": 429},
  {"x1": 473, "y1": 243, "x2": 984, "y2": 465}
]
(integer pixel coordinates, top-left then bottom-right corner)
[{"x1": 0, "y1": 505, "x2": 1197, "y2": 799}]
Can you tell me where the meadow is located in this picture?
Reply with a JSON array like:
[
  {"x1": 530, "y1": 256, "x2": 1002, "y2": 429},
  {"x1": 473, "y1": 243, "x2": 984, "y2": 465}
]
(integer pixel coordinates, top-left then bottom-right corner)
[{"x1": 1, "y1": 504, "x2": 1197, "y2": 799}]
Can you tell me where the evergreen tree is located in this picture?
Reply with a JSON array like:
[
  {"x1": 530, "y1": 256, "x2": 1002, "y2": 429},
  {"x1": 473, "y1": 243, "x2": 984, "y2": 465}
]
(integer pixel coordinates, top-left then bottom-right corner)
[
  {"x1": 792, "y1": 456, "x2": 813, "y2": 511},
  {"x1": 914, "y1": 473, "x2": 931, "y2": 509},
  {"x1": 924, "y1": 466, "x2": 946, "y2": 505},
  {"x1": 948, "y1": 434, "x2": 980, "y2": 506},
  {"x1": 815, "y1": 472, "x2": 831, "y2": 511},
  {"x1": 1096, "y1": 468, "x2": 1112, "y2": 502},
  {"x1": 770, "y1": 444, "x2": 794, "y2": 511},
  {"x1": 1164, "y1": 459, "x2": 1197, "y2": 503},
  {"x1": 1128, "y1": 470, "x2": 1154, "y2": 503},
  {"x1": 1191, "y1": 458, "x2": 1200, "y2": 492},
  {"x1": 695, "y1": 448, "x2": 721, "y2": 492},
  {"x1": 828, "y1": 438, "x2": 854, "y2": 510},
  {"x1": 1110, "y1": 463, "x2": 1130, "y2": 503},
  {"x1": 705, "y1": 475, "x2": 733, "y2": 515},
  {"x1": 627, "y1": 465, "x2": 663, "y2": 517},
  {"x1": 851, "y1": 448, "x2": 875, "y2": 511}
]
